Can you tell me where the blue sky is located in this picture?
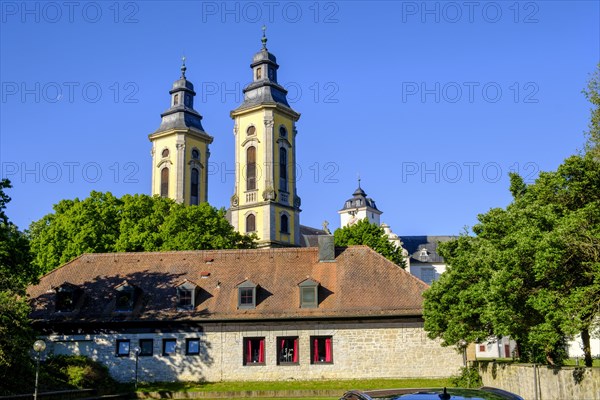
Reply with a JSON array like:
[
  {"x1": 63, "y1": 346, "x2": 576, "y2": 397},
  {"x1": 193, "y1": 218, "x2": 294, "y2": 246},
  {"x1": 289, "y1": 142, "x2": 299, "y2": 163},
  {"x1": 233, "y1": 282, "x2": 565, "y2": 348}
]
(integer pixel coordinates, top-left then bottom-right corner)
[{"x1": 1, "y1": 1, "x2": 599, "y2": 236}]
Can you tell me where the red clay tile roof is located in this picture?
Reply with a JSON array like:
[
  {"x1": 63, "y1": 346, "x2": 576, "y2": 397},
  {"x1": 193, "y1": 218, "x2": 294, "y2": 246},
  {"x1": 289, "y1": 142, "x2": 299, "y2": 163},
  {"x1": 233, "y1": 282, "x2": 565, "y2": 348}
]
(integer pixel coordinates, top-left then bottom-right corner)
[{"x1": 27, "y1": 246, "x2": 429, "y2": 324}]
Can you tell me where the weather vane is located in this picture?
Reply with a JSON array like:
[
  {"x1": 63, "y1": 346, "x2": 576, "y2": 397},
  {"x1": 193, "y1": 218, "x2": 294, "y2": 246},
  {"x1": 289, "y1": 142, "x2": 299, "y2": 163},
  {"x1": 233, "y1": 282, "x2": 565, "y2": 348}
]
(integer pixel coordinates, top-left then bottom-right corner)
[
  {"x1": 181, "y1": 55, "x2": 187, "y2": 79},
  {"x1": 261, "y1": 25, "x2": 268, "y2": 49}
]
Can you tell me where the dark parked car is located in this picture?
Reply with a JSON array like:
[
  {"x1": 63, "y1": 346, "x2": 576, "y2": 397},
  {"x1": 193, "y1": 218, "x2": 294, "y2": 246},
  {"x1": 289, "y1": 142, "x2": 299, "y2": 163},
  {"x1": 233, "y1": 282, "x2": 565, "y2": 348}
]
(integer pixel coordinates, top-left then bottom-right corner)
[{"x1": 340, "y1": 387, "x2": 524, "y2": 400}]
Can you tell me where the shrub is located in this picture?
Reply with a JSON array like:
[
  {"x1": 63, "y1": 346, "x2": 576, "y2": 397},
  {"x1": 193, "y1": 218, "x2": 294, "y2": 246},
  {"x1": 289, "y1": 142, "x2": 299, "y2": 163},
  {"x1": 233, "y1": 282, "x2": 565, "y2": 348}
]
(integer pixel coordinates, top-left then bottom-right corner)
[
  {"x1": 451, "y1": 366, "x2": 483, "y2": 388},
  {"x1": 41, "y1": 355, "x2": 117, "y2": 392}
]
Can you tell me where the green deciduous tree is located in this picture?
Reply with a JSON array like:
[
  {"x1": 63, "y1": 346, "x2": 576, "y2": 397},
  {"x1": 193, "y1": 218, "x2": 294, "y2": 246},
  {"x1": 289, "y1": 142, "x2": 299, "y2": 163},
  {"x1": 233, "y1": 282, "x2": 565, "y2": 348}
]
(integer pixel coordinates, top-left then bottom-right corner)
[
  {"x1": 29, "y1": 192, "x2": 256, "y2": 274},
  {"x1": 583, "y1": 64, "x2": 600, "y2": 158},
  {"x1": 334, "y1": 218, "x2": 405, "y2": 266},
  {"x1": 0, "y1": 180, "x2": 37, "y2": 395},
  {"x1": 424, "y1": 155, "x2": 600, "y2": 366}
]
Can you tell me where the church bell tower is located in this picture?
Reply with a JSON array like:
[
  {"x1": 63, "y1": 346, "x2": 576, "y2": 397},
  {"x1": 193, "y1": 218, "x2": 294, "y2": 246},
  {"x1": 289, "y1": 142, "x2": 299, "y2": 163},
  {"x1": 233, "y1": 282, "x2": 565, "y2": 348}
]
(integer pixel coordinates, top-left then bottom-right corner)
[
  {"x1": 149, "y1": 59, "x2": 213, "y2": 205},
  {"x1": 229, "y1": 28, "x2": 302, "y2": 247}
]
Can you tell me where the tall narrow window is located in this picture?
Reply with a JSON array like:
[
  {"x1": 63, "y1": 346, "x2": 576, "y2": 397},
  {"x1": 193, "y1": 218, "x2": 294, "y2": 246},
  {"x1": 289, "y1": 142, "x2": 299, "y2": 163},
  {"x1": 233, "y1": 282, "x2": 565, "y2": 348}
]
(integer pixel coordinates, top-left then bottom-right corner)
[
  {"x1": 243, "y1": 337, "x2": 265, "y2": 365},
  {"x1": 160, "y1": 167, "x2": 169, "y2": 197},
  {"x1": 277, "y1": 337, "x2": 299, "y2": 365},
  {"x1": 311, "y1": 336, "x2": 333, "y2": 364},
  {"x1": 256, "y1": 67, "x2": 262, "y2": 80},
  {"x1": 173, "y1": 93, "x2": 179, "y2": 106},
  {"x1": 190, "y1": 168, "x2": 199, "y2": 205},
  {"x1": 246, "y1": 214, "x2": 256, "y2": 233},
  {"x1": 280, "y1": 214, "x2": 289, "y2": 234},
  {"x1": 279, "y1": 147, "x2": 287, "y2": 192},
  {"x1": 246, "y1": 146, "x2": 256, "y2": 191}
]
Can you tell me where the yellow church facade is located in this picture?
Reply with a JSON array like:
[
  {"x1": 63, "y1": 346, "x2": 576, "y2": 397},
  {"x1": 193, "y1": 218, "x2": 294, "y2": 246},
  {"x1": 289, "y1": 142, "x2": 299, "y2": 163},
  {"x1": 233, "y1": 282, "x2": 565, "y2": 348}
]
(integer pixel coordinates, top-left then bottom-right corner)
[
  {"x1": 148, "y1": 60, "x2": 213, "y2": 206},
  {"x1": 150, "y1": 30, "x2": 302, "y2": 248}
]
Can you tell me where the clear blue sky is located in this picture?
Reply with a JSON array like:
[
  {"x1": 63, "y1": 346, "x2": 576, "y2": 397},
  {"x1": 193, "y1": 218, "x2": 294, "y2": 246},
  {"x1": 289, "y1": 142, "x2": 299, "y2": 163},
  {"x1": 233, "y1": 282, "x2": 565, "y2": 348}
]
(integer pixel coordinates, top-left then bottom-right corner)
[{"x1": 1, "y1": 1, "x2": 599, "y2": 236}]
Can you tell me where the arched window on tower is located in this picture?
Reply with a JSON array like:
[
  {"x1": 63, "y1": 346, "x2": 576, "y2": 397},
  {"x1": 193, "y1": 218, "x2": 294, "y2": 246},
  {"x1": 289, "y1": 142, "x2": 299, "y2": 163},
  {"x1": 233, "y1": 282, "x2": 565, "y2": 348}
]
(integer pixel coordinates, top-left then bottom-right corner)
[
  {"x1": 280, "y1": 214, "x2": 289, "y2": 234},
  {"x1": 246, "y1": 214, "x2": 256, "y2": 233},
  {"x1": 246, "y1": 146, "x2": 256, "y2": 191},
  {"x1": 190, "y1": 168, "x2": 199, "y2": 205},
  {"x1": 160, "y1": 167, "x2": 169, "y2": 198},
  {"x1": 173, "y1": 94, "x2": 179, "y2": 106},
  {"x1": 279, "y1": 147, "x2": 287, "y2": 192}
]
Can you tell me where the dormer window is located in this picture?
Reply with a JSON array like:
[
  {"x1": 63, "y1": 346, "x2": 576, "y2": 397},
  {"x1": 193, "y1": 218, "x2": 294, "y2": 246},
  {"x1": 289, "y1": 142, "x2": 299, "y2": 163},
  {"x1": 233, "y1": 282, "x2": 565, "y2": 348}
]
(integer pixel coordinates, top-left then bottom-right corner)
[
  {"x1": 237, "y1": 280, "x2": 257, "y2": 309},
  {"x1": 176, "y1": 280, "x2": 198, "y2": 310},
  {"x1": 115, "y1": 281, "x2": 139, "y2": 312},
  {"x1": 419, "y1": 248, "x2": 429, "y2": 262},
  {"x1": 299, "y1": 279, "x2": 319, "y2": 308},
  {"x1": 55, "y1": 283, "x2": 81, "y2": 313}
]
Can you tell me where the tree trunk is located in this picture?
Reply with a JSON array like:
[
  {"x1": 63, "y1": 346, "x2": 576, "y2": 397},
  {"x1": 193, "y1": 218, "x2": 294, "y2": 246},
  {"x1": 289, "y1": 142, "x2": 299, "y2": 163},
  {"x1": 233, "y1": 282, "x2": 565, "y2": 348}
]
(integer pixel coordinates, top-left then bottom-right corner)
[{"x1": 581, "y1": 328, "x2": 593, "y2": 367}]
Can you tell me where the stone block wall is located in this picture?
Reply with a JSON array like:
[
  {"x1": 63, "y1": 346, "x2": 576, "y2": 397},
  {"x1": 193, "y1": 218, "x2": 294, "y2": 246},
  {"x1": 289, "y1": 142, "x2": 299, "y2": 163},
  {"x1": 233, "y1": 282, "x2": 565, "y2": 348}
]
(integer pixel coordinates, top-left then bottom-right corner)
[
  {"x1": 477, "y1": 361, "x2": 600, "y2": 400},
  {"x1": 44, "y1": 319, "x2": 462, "y2": 383}
]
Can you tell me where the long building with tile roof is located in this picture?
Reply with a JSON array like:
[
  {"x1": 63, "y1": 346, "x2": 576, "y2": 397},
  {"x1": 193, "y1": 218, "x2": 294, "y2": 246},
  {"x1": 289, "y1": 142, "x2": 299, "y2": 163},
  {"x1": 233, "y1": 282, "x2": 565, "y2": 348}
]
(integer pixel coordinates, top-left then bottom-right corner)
[{"x1": 27, "y1": 242, "x2": 462, "y2": 382}]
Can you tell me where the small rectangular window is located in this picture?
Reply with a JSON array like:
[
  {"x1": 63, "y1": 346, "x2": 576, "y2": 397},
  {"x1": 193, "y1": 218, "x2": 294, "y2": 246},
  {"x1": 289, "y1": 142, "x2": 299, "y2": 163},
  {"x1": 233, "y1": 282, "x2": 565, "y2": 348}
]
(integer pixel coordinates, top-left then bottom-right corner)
[
  {"x1": 116, "y1": 339, "x2": 130, "y2": 357},
  {"x1": 186, "y1": 338, "x2": 200, "y2": 355},
  {"x1": 301, "y1": 286, "x2": 317, "y2": 308},
  {"x1": 277, "y1": 337, "x2": 299, "y2": 365},
  {"x1": 239, "y1": 287, "x2": 255, "y2": 308},
  {"x1": 178, "y1": 288, "x2": 193, "y2": 309},
  {"x1": 163, "y1": 339, "x2": 177, "y2": 356},
  {"x1": 243, "y1": 337, "x2": 265, "y2": 365},
  {"x1": 311, "y1": 336, "x2": 333, "y2": 364},
  {"x1": 115, "y1": 289, "x2": 135, "y2": 312},
  {"x1": 56, "y1": 290, "x2": 75, "y2": 312},
  {"x1": 139, "y1": 339, "x2": 153, "y2": 356}
]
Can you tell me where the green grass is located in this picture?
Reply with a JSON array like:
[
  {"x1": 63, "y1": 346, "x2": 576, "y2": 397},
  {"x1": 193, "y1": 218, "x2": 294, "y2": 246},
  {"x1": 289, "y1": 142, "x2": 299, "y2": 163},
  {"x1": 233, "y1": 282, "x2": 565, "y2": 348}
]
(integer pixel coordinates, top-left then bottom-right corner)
[
  {"x1": 136, "y1": 377, "x2": 453, "y2": 393},
  {"x1": 563, "y1": 358, "x2": 600, "y2": 367}
]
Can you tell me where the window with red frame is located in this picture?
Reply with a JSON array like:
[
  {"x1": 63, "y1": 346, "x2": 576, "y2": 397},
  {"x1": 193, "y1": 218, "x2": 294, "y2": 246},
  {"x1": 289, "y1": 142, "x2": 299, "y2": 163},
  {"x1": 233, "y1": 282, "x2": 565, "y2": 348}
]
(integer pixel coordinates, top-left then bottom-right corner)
[
  {"x1": 311, "y1": 336, "x2": 333, "y2": 364},
  {"x1": 277, "y1": 337, "x2": 298, "y2": 365},
  {"x1": 243, "y1": 337, "x2": 265, "y2": 365}
]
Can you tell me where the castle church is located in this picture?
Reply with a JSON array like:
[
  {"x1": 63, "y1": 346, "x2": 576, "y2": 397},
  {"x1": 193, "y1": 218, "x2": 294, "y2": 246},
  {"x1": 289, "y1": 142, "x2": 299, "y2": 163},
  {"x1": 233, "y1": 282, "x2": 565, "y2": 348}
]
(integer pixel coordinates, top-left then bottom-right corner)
[
  {"x1": 26, "y1": 31, "x2": 465, "y2": 384},
  {"x1": 149, "y1": 29, "x2": 302, "y2": 248}
]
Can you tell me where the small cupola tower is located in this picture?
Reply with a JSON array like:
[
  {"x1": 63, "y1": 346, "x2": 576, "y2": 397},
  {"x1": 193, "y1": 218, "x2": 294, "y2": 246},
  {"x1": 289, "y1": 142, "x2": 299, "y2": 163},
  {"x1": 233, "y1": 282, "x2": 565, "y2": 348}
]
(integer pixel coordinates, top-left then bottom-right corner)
[
  {"x1": 338, "y1": 179, "x2": 382, "y2": 228},
  {"x1": 149, "y1": 58, "x2": 214, "y2": 205},
  {"x1": 229, "y1": 27, "x2": 302, "y2": 247}
]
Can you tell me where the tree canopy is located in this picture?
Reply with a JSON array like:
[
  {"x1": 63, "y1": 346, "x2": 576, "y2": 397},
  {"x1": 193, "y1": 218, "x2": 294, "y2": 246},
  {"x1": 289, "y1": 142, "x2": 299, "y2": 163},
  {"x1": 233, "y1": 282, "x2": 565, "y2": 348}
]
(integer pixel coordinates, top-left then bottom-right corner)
[
  {"x1": 423, "y1": 154, "x2": 600, "y2": 366},
  {"x1": 0, "y1": 180, "x2": 36, "y2": 395},
  {"x1": 334, "y1": 218, "x2": 405, "y2": 266},
  {"x1": 29, "y1": 192, "x2": 256, "y2": 274}
]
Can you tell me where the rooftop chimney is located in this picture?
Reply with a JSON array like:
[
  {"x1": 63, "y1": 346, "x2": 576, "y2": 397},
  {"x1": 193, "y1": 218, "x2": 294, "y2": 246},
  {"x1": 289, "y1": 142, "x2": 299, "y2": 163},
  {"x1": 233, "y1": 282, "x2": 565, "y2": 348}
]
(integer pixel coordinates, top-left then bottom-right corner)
[{"x1": 318, "y1": 235, "x2": 335, "y2": 262}]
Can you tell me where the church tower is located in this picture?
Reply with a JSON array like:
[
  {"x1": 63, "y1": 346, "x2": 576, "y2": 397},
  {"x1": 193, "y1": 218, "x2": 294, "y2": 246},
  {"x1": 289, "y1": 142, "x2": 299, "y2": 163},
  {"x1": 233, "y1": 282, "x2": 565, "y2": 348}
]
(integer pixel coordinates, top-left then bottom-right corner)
[
  {"x1": 149, "y1": 59, "x2": 213, "y2": 205},
  {"x1": 229, "y1": 28, "x2": 302, "y2": 247},
  {"x1": 338, "y1": 180, "x2": 382, "y2": 228}
]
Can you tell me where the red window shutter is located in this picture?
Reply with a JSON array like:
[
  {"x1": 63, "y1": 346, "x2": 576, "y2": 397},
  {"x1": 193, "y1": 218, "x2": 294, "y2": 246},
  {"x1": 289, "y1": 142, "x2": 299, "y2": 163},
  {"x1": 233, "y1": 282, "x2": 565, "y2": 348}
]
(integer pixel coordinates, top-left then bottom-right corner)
[
  {"x1": 325, "y1": 337, "x2": 332, "y2": 362},
  {"x1": 258, "y1": 339, "x2": 264, "y2": 363},
  {"x1": 246, "y1": 340, "x2": 252, "y2": 363},
  {"x1": 293, "y1": 338, "x2": 299, "y2": 363},
  {"x1": 313, "y1": 338, "x2": 319, "y2": 363}
]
